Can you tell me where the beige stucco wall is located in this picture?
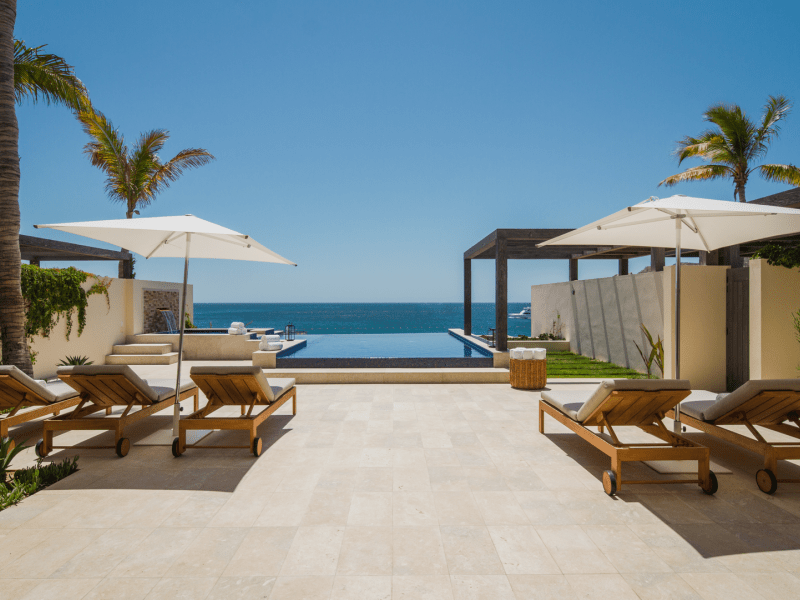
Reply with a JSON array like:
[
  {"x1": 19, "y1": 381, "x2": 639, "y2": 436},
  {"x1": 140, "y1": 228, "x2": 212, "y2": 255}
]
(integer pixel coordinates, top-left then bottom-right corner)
[
  {"x1": 531, "y1": 266, "x2": 727, "y2": 390},
  {"x1": 531, "y1": 271, "x2": 665, "y2": 373},
  {"x1": 662, "y1": 265, "x2": 728, "y2": 392},
  {"x1": 749, "y1": 259, "x2": 800, "y2": 380},
  {"x1": 30, "y1": 278, "x2": 189, "y2": 379}
]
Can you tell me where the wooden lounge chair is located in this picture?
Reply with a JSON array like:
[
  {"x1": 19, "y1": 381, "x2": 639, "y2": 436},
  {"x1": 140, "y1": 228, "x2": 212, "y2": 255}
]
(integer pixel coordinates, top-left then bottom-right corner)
[
  {"x1": 668, "y1": 380, "x2": 800, "y2": 494},
  {"x1": 174, "y1": 366, "x2": 296, "y2": 457},
  {"x1": 0, "y1": 366, "x2": 82, "y2": 447},
  {"x1": 37, "y1": 365, "x2": 199, "y2": 458},
  {"x1": 540, "y1": 379, "x2": 718, "y2": 496}
]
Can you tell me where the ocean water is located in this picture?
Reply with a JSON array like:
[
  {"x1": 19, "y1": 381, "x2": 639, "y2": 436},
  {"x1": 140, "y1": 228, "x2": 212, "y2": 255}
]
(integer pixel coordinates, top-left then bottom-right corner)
[{"x1": 193, "y1": 303, "x2": 536, "y2": 337}]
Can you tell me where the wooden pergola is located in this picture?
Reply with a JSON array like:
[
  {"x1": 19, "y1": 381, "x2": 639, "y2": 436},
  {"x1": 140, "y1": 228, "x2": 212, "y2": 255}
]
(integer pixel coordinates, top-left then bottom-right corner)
[
  {"x1": 20, "y1": 234, "x2": 133, "y2": 277},
  {"x1": 463, "y1": 229, "x2": 747, "y2": 351}
]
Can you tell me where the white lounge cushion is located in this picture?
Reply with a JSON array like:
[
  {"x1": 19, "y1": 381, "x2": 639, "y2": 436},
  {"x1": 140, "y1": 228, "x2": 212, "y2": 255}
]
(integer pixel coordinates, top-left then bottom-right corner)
[
  {"x1": 0, "y1": 366, "x2": 79, "y2": 404},
  {"x1": 144, "y1": 378, "x2": 198, "y2": 403},
  {"x1": 58, "y1": 365, "x2": 162, "y2": 404},
  {"x1": 533, "y1": 348, "x2": 546, "y2": 360},
  {"x1": 541, "y1": 379, "x2": 691, "y2": 423},
  {"x1": 190, "y1": 366, "x2": 295, "y2": 403},
  {"x1": 510, "y1": 348, "x2": 525, "y2": 359},
  {"x1": 681, "y1": 379, "x2": 800, "y2": 422}
]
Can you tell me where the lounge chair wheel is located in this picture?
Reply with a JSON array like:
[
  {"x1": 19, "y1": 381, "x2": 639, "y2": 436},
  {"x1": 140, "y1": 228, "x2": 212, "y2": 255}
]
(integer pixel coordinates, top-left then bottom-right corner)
[
  {"x1": 172, "y1": 437, "x2": 183, "y2": 457},
  {"x1": 702, "y1": 471, "x2": 718, "y2": 495},
  {"x1": 115, "y1": 437, "x2": 130, "y2": 458},
  {"x1": 252, "y1": 437, "x2": 263, "y2": 457},
  {"x1": 35, "y1": 439, "x2": 47, "y2": 458},
  {"x1": 756, "y1": 469, "x2": 778, "y2": 495},
  {"x1": 602, "y1": 470, "x2": 617, "y2": 496}
]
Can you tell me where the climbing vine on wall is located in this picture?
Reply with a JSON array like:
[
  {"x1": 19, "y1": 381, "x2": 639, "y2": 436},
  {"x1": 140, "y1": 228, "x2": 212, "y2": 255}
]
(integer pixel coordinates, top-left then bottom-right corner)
[{"x1": 20, "y1": 265, "x2": 111, "y2": 341}]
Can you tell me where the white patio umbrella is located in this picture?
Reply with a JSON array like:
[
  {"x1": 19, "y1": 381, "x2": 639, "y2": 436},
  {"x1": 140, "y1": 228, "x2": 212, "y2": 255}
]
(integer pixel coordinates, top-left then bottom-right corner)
[
  {"x1": 35, "y1": 214, "x2": 296, "y2": 435},
  {"x1": 537, "y1": 195, "x2": 800, "y2": 430}
]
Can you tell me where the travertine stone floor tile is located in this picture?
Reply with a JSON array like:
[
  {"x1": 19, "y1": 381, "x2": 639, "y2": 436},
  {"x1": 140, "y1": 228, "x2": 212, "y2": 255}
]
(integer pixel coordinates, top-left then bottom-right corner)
[
  {"x1": 622, "y1": 572, "x2": 703, "y2": 600},
  {"x1": 3, "y1": 579, "x2": 40, "y2": 599},
  {"x1": 566, "y1": 573, "x2": 640, "y2": 599},
  {"x1": 224, "y1": 527, "x2": 298, "y2": 577},
  {"x1": 51, "y1": 527, "x2": 153, "y2": 579},
  {"x1": 679, "y1": 572, "x2": 768, "y2": 600},
  {"x1": 109, "y1": 527, "x2": 201, "y2": 578},
  {"x1": 393, "y1": 468, "x2": 432, "y2": 491},
  {"x1": 487, "y1": 526, "x2": 560, "y2": 575},
  {"x1": 512, "y1": 491, "x2": 576, "y2": 526},
  {"x1": 424, "y1": 449, "x2": 462, "y2": 467},
  {"x1": 254, "y1": 493, "x2": 313, "y2": 527},
  {"x1": 209, "y1": 492, "x2": 271, "y2": 527},
  {"x1": 433, "y1": 492, "x2": 484, "y2": 526},
  {"x1": 362, "y1": 448, "x2": 394, "y2": 468},
  {"x1": 463, "y1": 467, "x2": 510, "y2": 492},
  {"x1": 393, "y1": 492, "x2": 437, "y2": 526},
  {"x1": 738, "y1": 572, "x2": 800, "y2": 600},
  {"x1": 268, "y1": 576, "x2": 334, "y2": 600},
  {"x1": 355, "y1": 468, "x2": 394, "y2": 492},
  {"x1": 428, "y1": 467, "x2": 470, "y2": 492},
  {"x1": 143, "y1": 576, "x2": 218, "y2": 600},
  {"x1": 506, "y1": 574, "x2": 577, "y2": 600},
  {"x1": 161, "y1": 491, "x2": 229, "y2": 528},
  {"x1": 450, "y1": 574, "x2": 516, "y2": 600},
  {"x1": 301, "y1": 491, "x2": 353, "y2": 526},
  {"x1": 0, "y1": 528, "x2": 51, "y2": 568},
  {"x1": 82, "y1": 577, "x2": 160, "y2": 600},
  {"x1": 472, "y1": 492, "x2": 529, "y2": 525},
  {"x1": 207, "y1": 576, "x2": 277, "y2": 599},
  {"x1": 391, "y1": 575, "x2": 454, "y2": 600},
  {"x1": 336, "y1": 527, "x2": 393, "y2": 575},
  {"x1": 19, "y1": 577, "x2": 102, "y2": 600},
  {"x1": 170, "y1": 526, "x2": 248, "y2": 577},
  {"x1": 3, "y1": 528, "x2": 103, "y2": 578},
  {"x1": 280, "y1": 525, "x2": 346, "y2": 576},
  {"x1": 440, "y1": 526, "x2": 505, "y2": 575},
  {"x1": 650, "y1": 546, "x2": 730, "y2": 574},
  {"x1": 393, "y1": 527, "x2": 449, "y2": 575},
  {"x1": 330, "y1": 575, "x2": 391, "y2": 600},
  {"x1": 348, "y1": 492, "x2": 393, "y2": 526}
]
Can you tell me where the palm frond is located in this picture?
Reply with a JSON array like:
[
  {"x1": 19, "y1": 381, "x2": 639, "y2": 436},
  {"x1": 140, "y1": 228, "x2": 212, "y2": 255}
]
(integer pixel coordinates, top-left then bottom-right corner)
[
  {"x1": 143, "y1": 148, "x2": 215, "y2": 198},
  {"x1": 750, "y1": 95, "x2": 792, "y2": 161},
  {"x1": 675, "y1": 131, "x2": 728, "y2": 164},
  {"x1": 129, "y1": 130, "x2": 170, "y2": 208},
  {"x1": 658, "y1": 164, "x2": 732, "y2": 187},
  {"x1": 77, "y1": 109, "x2": 129, "y2": 203},
  {"x1": 758, "y1": 164, "x2": 800, "y2": 187},
  {"x1": 13, "y1": 40, "x2": 90, "y2": 111}
]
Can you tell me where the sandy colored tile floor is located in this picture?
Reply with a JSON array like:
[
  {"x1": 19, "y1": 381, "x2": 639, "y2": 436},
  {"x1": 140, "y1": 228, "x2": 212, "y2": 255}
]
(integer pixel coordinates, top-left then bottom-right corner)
[{"x1": 2, "y1": 371, "x2": 800, "y2": 600}]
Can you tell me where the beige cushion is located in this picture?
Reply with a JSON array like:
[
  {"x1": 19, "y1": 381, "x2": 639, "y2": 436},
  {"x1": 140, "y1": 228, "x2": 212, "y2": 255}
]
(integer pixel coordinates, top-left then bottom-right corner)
[
  {"x1": 58, "y1": 365, "x2": 160, "y2": 403},
  {"x1": 144, "y1": 378, "x2": 197, "y2": 402},
  {"x1": 681, "y1": 380, "x2": 800, "y2": 422},
  {"x1": 0, "y1": 365, "x2": 79, "y2": 404},
  {"x1": 190, "y1": 366, "x2": 294, "y2": 402},
  {"x1": 541, "y1": 379, "x2": 691, "y2": 423}
]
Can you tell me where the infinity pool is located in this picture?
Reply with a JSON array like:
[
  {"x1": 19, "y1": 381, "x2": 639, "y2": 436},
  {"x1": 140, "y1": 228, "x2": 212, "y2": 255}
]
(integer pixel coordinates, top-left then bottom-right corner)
[{"x1": 281, "y1": 333, "x2": 491, "y2": 359}]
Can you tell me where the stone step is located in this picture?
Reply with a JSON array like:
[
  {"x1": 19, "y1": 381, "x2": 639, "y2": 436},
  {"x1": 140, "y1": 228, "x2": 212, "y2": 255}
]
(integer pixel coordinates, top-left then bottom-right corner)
[
  {"x1": 105, "y1": 352, "x2": 180, "y2": 366},
  {"x1": 112, "y1": 343, "x2": 173, "y2": 355}
]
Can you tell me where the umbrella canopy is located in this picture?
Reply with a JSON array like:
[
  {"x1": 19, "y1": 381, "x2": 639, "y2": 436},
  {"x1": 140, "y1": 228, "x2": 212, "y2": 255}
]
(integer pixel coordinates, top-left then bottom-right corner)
[
  {"x1": 35, "y1": 214, "x2": 296, "y2": 265},
  {"x1": 35, "y1": 214, "x2": 296, "y2": 437},
  {"x1": 537, "y1": 195, "x2": 800, "y2": 251},
  {"x1": 538, "y1": 195, "x2": 800, "y2": 431}
]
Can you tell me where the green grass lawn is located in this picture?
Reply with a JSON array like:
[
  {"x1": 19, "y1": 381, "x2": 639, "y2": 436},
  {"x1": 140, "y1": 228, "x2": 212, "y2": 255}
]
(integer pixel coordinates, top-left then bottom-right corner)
[{"x1": 546, "y1": 350, "x2": 653, "y2": 379}]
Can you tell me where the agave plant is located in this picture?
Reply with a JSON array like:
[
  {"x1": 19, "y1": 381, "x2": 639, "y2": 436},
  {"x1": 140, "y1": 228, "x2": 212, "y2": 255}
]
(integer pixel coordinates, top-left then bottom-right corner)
[
  {"x1": 57, "y1": 355, "x2": 93, "y2": 366},
  {"x1": 633, "y1": 324, "x2": 664, "y2": 378},
  {"x1": 0, "y1": 437, "x2": 30, "y2": 483}
]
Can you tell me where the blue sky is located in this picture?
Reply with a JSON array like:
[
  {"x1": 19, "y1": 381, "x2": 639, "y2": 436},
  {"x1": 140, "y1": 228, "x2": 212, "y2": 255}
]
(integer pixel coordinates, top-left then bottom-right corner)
[{"x1": 16, "y1": 0, "x2": 800, "y2": 302}]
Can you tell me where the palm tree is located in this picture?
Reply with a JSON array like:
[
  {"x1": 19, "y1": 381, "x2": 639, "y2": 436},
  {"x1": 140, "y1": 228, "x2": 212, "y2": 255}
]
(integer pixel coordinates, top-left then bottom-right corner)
[
  {"x1": 78, "y1": 110, "x2": 214, "y2": 277},
  {"x1": 659, "y1": 95, "x2": 800, "y2": 203},
  {"x1": 0, "y1": 3, "x2": 89, "y2": 375}
]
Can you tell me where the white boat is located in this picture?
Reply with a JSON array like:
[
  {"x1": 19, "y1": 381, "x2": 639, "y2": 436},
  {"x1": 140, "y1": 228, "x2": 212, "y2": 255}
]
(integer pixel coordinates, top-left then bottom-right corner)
[{"x1": 508, "y1": 306, "x2": 531, "y2": 319}]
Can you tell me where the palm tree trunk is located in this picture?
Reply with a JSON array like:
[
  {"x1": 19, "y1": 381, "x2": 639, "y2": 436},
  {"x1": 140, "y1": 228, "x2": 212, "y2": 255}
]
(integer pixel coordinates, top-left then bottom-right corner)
[
  {"x1": 0, "y1": 0, "x2": 32, "y2": 375},
  {"x1": 118, "y1": 202, "x2": 134, "y2": 278},
  {"x1": 736, "y1": 184, "x2": 746, "y2": 203}
]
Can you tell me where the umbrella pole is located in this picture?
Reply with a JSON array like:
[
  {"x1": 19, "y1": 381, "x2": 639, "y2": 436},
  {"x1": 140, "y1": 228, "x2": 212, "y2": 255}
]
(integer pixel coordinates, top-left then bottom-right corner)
[
  {"x1": 673, "y1": 218, "x2": 682, "y2": 433},
  {"x1": 173, "y1": 233, "x2": 191, "y2": 437}
]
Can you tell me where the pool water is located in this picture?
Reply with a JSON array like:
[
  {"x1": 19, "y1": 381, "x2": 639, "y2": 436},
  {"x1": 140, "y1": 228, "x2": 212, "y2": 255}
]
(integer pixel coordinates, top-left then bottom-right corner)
[{"x1": 282, "y1": 333, "x2": 491, "y2": 359}]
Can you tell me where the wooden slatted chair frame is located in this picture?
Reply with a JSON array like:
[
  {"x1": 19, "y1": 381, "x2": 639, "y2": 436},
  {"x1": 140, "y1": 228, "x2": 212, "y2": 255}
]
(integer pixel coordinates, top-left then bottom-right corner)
[
  {"x1": 540, "y1": 389, "x2": 717, "y2": 496},
  {"x1": 0, "y1": 373, "x2": 81, "y2": 445},
  {"x1": 668, "y1": 389, "x2": 800, "y2": 494},
  {"x1": 175, "y1": 371, "x2": 297, "y2": 457},
  {"x1": 39, "y1": 371, "x2": 199, "y2": 458}
]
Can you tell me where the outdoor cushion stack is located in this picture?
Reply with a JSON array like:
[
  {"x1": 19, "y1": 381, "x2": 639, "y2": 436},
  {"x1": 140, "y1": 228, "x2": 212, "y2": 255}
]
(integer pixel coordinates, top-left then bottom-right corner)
[
  {"x1": 510, "y1": 347, "x2": 546, "y2": 360},
  {"x1": 259, "y1": 334, "x2": 283, "y2": 351}
]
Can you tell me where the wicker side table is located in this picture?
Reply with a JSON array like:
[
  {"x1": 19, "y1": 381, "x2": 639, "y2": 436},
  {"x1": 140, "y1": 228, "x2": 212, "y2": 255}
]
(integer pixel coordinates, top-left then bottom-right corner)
[{"x1": 510, "y1": 358, "x2": 546, "y2": 390}]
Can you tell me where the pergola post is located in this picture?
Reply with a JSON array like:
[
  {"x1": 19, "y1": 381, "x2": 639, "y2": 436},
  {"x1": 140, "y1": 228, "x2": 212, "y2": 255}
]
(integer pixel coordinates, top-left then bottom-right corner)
[
  {"x1": 463, "y1": 258, "x2": 472, "y2": 335},
  {"x1": 569, "y1": 258, "x2": 578, "y2": 281},
  {"x1": 495, "y1": 236, "x2": 508, "y2": 352},
  {"x1": 650, "y1": 248, "x2": 665, "y2": 272},
  {"x1": 29, "y1": 257, "x2": 40, "y2": 267},
  {"x1": 722, "y1": 245, "x2": 742, "y2": 268},
  {"x1": 618, "y1": 258, "x2": 628, "y2": 276},
  {"x1": 699, "y1": 250, "x2": 719, "y2": 265}
]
